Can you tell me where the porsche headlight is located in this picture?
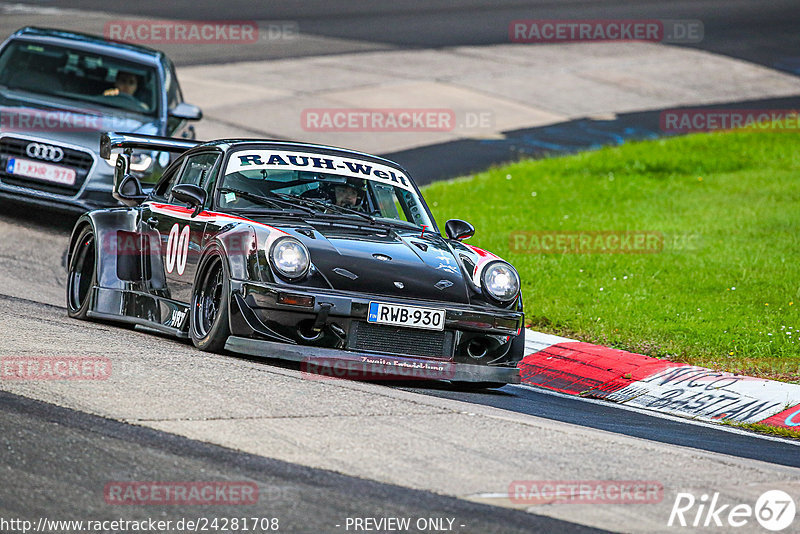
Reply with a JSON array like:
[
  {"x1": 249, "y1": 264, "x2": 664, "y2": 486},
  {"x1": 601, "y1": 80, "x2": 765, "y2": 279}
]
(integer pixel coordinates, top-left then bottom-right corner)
[
  {"x1": 104, "y1": 152, "x2": 154, "y2": 172},
  {"x1": 481, "y1": 261, "x2": 520, "y2": 303},
  {"x1": 270, "y1": 237, "x2": 310, "y2": 280}
]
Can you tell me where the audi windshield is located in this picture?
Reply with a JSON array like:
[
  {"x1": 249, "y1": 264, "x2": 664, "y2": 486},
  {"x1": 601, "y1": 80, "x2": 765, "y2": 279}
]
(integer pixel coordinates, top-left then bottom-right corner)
[
  {"x1": 0, "y1": 40, "x2": 159, "y2": 116},
  {"x1": 218, "y1": 149, "x2": 435, "y2": 229}
]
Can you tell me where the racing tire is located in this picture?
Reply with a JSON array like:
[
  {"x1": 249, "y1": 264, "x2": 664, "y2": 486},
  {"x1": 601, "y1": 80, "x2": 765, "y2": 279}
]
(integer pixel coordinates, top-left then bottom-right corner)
[
  {"x1": 190, "y1": 250, "x2": 231, "y2": 352},
  {"x1": 66, "y1": 226, "x2": 97, "y2": 320}
]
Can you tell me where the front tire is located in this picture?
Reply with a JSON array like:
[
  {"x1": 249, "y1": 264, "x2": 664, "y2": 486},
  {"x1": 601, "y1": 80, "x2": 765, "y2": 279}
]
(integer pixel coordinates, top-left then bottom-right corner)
[
  {"x1": 190, "y1": 251, "x2": 231, "y2": 352},
  {"x1": 66, "y1": 226, "x2": 97, "y2": 320}
]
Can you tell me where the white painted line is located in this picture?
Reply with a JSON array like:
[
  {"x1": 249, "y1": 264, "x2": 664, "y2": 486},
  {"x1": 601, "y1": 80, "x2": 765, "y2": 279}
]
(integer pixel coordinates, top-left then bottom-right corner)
[{"x1": 510, "y1": 383, "x2": 800, "y2": 447}]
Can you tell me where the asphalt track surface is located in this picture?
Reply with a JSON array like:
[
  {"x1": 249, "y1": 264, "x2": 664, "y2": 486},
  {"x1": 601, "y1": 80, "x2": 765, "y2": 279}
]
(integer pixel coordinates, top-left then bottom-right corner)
[
  {"x1": 394, "y1": 383, "x2": 800, "y2": 470},
  {"x1": 33, "y1": 0, "x2": 800, "y2": 72},
  {"x1": 0, "y1": 391, "x2": 604, "y2": 534}
]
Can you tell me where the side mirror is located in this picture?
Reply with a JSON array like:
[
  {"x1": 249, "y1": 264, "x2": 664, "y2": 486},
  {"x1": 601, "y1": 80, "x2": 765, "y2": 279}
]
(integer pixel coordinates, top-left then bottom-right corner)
[
  {"x1": 172, "y1": 183, "x2": 206, "y2": 217},
  {"x1": 168, "y1": 102, "x2": 203, "y2": 121},
  {"x1": 112, "y1": 151, "x2": 146, "y2": 206},
  {"x1": 445, "y1": 219, "x2": 475, "y2": 241}
]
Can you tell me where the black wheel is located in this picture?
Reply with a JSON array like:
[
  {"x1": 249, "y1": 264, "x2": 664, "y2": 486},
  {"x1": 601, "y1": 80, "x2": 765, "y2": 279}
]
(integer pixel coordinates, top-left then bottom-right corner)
[
  {"x1": 66, "y1": 226, "x2": 97, "y2": 319},
  {"x1": 190, "y1": 252, "x2": 231, "y2": 352}
]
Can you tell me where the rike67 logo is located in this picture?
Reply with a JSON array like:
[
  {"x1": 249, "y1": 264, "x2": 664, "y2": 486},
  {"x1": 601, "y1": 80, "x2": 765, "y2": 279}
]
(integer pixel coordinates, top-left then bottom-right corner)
[{"x1": 669, "y1": 490, "x2": 796, "y2": 531}]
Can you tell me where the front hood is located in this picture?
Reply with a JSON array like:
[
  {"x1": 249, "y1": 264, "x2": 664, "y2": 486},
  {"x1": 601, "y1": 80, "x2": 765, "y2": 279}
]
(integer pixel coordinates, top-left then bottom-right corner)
[
  {"x1": 0, "y1": 90, "x2": 155, "y2": 149},
  {"x1": 281, "y1": 223, "x2": 470, "y2": 304}
]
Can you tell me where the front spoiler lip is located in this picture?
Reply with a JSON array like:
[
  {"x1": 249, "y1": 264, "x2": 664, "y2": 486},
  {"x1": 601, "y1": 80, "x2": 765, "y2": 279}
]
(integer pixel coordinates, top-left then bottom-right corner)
[
  {"x1": 237, "y1": 280, "x2": 524, "y2": 335},
  {"x1": 225, "y1": 335, "x2": 520, "y2": 384}
]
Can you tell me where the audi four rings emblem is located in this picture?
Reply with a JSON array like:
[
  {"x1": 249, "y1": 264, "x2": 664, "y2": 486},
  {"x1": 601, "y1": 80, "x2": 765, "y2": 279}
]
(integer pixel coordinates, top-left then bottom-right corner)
[{"x1": 26, "y1": 143, "x2": 64, "y2": 163}]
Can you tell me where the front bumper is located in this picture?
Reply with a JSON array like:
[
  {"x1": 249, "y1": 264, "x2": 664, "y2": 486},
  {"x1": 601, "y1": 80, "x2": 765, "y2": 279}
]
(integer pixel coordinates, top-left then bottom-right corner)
[{"x1": 228, "y1": 280, "x2": 524, "y2": 383}]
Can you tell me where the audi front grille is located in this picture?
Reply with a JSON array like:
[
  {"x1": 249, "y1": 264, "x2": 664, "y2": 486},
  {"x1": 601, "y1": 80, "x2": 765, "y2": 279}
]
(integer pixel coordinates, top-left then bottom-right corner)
[{"x1": 0, "y1": 137, "x2": 95, "y2": 196}]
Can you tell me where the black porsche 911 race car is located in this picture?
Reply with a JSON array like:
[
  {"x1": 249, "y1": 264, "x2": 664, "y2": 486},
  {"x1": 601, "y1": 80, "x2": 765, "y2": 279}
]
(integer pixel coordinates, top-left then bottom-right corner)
[{"x1": 66, "y1": 133, "x2": 525, "y2": 386}]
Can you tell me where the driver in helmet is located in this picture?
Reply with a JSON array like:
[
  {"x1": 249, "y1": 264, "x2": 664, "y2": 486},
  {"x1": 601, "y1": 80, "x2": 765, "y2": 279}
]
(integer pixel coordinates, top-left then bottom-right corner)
[{"x1": 332, "y1": 178, "x2": 366, "y2": 210}]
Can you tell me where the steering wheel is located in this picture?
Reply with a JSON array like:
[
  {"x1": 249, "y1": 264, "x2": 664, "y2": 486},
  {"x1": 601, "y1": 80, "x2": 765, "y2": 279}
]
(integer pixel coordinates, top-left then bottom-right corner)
[{"x1": 102, "y1": 91, "x2": 148, "y2": 112}]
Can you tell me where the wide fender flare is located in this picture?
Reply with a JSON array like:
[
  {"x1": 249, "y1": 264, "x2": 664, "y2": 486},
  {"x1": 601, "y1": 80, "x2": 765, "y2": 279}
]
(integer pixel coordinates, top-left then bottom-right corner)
[
  {"x1": 198, "y1": 223, "x2": 260, "y2": 283},
  {"x1": 68, "y1": 209, "x2": 140, "y2": 290}
]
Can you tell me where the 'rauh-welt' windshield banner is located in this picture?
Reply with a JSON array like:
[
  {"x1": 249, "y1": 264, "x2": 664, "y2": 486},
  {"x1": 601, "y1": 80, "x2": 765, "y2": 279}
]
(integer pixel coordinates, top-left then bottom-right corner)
[{"x1": 226, "y1": 150, "x2": 413, "y2": 191}]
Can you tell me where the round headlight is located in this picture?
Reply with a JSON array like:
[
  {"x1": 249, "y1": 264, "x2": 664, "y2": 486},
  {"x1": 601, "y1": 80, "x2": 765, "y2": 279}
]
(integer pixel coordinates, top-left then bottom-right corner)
[
  {"x1": 481, "y1": 261, "x2": 520, "y2": 302},
  {"x1": 270, "y1": 237, "x2": 310, "y2": 280}
]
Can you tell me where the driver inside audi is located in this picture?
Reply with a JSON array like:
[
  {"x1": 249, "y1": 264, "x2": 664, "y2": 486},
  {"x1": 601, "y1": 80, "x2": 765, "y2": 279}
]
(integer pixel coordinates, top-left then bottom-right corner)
[
  {"x1": 104, "y1": 70, "x2": 139, "y2": 97},
  {"x1": 102, "y1": 70, "x2": 148, "y2": 111}
]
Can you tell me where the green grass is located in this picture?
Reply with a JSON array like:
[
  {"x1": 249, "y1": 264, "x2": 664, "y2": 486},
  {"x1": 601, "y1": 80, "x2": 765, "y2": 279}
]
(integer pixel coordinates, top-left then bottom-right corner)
[
  {"x1": 423, "y1": 130, "x2": 800, "y2": 381},
  {"x1": 721, "y1": 421, "x2": 800, "y2": 441}
]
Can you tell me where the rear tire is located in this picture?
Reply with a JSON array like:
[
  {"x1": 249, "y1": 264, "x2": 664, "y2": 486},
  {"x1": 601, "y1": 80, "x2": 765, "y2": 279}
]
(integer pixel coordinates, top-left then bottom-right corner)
[
  {"x1": 66, "y1": 226, "x2": 97, "y2": 320},
  {"x1": 190, "y1": 251, "x2": 231, "y2": 352}
]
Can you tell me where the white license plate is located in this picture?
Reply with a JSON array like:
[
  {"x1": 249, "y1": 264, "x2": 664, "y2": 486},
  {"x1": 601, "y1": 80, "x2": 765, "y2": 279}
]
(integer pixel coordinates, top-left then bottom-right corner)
[
  {"x1": 367, "y1": 302, "x2": 445, "y2": 331},
  {"x1": 6, "y1": 157, "x2": 76, "y2": 186}
]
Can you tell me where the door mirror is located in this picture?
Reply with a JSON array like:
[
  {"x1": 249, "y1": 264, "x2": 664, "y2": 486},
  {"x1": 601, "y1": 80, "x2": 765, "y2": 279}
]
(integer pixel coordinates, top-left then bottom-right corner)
[
  {"x1": 445, "y1": 219, "x2": 475, "y2": 241},
  {"x1": 172, "y1": 183, "x2": 207, "y2": 217},
  {"x1": 168, "y1": 102, "x2": 203, "y2": 121},
  {"x1": 112, "y1": 152, "x2": 146, "y2": 206}
]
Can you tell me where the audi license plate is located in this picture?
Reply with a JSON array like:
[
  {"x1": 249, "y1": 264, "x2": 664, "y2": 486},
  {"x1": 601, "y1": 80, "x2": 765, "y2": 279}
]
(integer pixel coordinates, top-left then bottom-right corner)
[
  {"x1": 6, "y1": 157, "x2": 76, "y2": 186},
  {"x1": 367, "y1": 302, "x2": 445, "y2": 331}
]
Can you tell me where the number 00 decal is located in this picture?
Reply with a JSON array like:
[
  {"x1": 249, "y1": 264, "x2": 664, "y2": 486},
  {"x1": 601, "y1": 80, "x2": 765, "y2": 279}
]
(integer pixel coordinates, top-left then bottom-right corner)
[{"x1": 165, "y1": 224, "x2": 191, "y2": 275}]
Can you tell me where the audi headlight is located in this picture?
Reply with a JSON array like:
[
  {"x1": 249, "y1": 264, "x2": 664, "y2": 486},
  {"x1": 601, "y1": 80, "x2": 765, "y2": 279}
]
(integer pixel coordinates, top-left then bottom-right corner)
[
  {"x1": 104, "y1": 152, "x2": 154, "y2": 172},
  {"x1": 269, "y1": 237, "x2": 310, "y2": 280},
  {"x1": 481, "y1": 261, "x2": 520, "y2": 303}
]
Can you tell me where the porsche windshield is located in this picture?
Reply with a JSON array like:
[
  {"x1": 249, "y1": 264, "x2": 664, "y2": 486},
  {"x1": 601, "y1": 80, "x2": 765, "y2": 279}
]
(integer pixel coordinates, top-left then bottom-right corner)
[
  {"x1": 0, "y1": 40, "x2": 159, "y2": 116},
  {"x1": 219, "y1": 153, "x2": 434, "y2": 229}
]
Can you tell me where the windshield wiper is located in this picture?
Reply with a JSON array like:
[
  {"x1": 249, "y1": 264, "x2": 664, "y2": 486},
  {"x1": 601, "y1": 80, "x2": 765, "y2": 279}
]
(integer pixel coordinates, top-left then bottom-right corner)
[
  {"x1": 269, "y1": 192, "x2": 334, "y2": 213},
  {"x1": 218, "y1": 188, "x2": 315, "y2": 215},
  {"x1": 324, "y1": 202, "x2": 380, "y2": 224},
  {"x1": 270, "y1": 192, "x2": 386, "y2": 225}
]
